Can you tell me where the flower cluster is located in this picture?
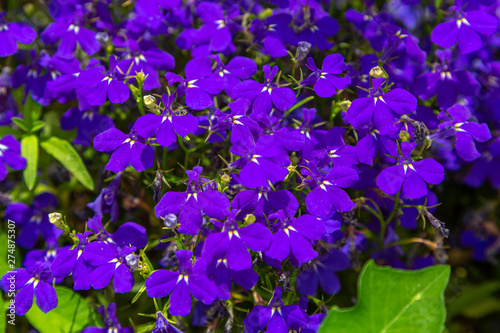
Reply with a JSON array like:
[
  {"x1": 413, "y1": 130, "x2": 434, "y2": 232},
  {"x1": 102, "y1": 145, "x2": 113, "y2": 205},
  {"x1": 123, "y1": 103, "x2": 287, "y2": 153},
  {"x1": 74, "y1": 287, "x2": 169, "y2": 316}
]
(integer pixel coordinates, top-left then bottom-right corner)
[{"x1": 1, "y1": 0, "x2": 499, "y2": 332}]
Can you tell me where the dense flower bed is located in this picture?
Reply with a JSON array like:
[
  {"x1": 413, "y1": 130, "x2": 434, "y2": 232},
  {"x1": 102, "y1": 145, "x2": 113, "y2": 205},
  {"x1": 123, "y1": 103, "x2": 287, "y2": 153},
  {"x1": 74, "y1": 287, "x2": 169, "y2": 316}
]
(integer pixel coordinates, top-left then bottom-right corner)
[{"x1": 0, "y1": 0, "x2": 499, "y2": 332}]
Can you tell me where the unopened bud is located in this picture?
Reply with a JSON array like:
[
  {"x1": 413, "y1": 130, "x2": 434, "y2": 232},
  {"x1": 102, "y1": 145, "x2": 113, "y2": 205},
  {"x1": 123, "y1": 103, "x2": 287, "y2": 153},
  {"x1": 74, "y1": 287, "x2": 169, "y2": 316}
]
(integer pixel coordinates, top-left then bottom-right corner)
[
  {"x1": 144, "y1": 95, "x2": 156, "y2": 110},
  {"x1": 369, "y1": 66, "x2": 387, "y2": 79},
  {"x1": 399, "y1": 130, "x2": 410, "y2": 142},
  {"x1": 295, "y1": 41, "x2": 312, "y2": 62},
  {"x1": 162, "y1": 213, "x2": 177, "y2": 229},
  {"x1": 244, "y1": 214, "x2": 256, "y2": 224},
  {"x1": 221, "y1": 174, "x2": 231, "y2": 183},
  {"x1": 48, "y1": 212, "x2": 64, "y2": 229},
  {"x1": 339, "y1": 100, "x2": 352, "y2": 112},
  {"x1": 125, "y1": 253, "x2": 141, "y2": 270}
]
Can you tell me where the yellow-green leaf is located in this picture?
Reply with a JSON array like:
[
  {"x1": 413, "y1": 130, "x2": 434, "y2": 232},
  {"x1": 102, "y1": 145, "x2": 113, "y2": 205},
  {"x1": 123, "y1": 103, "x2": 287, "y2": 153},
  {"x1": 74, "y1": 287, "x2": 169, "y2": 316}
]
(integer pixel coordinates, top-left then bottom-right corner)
[
  {"x1": 40, "y1": 137, "x2": 94, "y2": 190},
  {"x1": 21, "y1": 134, "x2": 39, "y2": 190}
]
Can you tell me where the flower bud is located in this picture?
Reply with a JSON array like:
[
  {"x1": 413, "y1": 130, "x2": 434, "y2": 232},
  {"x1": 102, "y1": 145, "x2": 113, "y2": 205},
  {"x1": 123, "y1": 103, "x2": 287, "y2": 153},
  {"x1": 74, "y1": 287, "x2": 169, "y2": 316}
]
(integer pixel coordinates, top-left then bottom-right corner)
[
  {"x1": 369, "y1": 66, "x2": 387, "y2": 79},
  {"x1": 339, "y1": 100, "x2": 352, "y2": 112},
  {"x1": 295, "y1": 41, "x2": 312, "y2": 61},
  {"x1": 48, "y1": 212, "x2": 64, "y2": 229},
  {"x1": 125, "y1": 253, "x2": 141, "y2": 270},
  {"x1": 162, "y1": 213, "x2": 177, "y2": 229},
  {"x1": 244, "y1": 214, "x2": 256, "y2": 224},
  {"x1": 399, "y1": 130, "x2": 410, "y2": 142},
  {"x1": 143, "y1": 95, "x2": 156, "y2": 110}
]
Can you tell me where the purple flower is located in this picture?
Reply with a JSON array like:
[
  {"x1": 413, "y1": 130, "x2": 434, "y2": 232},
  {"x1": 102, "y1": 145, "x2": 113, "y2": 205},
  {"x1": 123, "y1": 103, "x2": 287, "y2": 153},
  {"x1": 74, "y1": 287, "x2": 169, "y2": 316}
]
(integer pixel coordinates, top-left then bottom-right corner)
[
  {"x1": 300, "y1": 54, "x2": 351, "y2": 97},
  {"x1": 434, "y1": 104, "x2": 491, "y2": 161},
  {"x1": 296, "y1": 249, "x2": 350, "y2": 296},
  {"x1": 50, "y1": 232, "x2": 93, "y2": 290},
  {"x1": 265, "y1": 211, "x2": 325, "y2": 266},
  {"x1": 233, "y1": 65, "x2": 296, "y2": 116},
  {"x1": 193, "y1": 2, "x2": 240, "y2": 53},
  {"x1": 210, "y1": 56, "x2": 257, "y2": 99},
  {"x1": 133, "y1": 94, "x2": 198, "y2": 147},
  {"x1": 231, "y1": 187, "x2": 298, "y2": 223},
  {"x1": 60, "y1": 107, "x2": 114, "y2": 146},
  {"x1": 313, "y1": 127, "x2": 358, "y2": 168},
  {"x1": 201, "y1": 220, "x2": 271, "y2": 272},
  {"x1": 116, "y1": 40, "x2": 175, "y2": 91},
  {"x1": 431, "y1": 7, "x2": 499, "y2": 54},
  {"x1": 250, "y1": 14, "x2": 297, "y2": 58},
  {"x1": 0, "y1": 135, "x2": 26, "y2": 181},
  {"x1": 82, "y1": 303, "x2": 133, "y2": 333},
  {"x1": 296, "y1": 9, "x2": 339, "y2": 50},
  {"x1": 41, "y1": 8, "x2": 100, "y2": 59},
  {"x1": 356, "y1": 127, "x2": 399, "y2": 166},
  {"x1": 87, "y1": 174, "x2": 122, "y2": 222},
  {"x1": 82, "y1": 241, "x2": 136, "y2": 293},
  {"x1": 414, "y1": 50, "x2": 480, "y2": 109},
  {"x1": 165, "y1": 56, "x2": 223, "y2": 110},
  {"x1": 0, "y1": 262, "x2": 57, "y2": 315},
  {"x1": 5, "y1": 193, "x2": 60, "y2": 249},
  {"x1": 77, "y1": 56, "x2": 130, "y2": 106},
  {"x1": 154, "y1": 166, "x2": 230, "y2": 235},
  {"x1": 152, "y1": 311, "x2": 183, "y2": 333},
  {"x1": 229, "y1": 134, "x2": 289, "y2": 188},
  {"x1": 0, "y1": 13, "x2": 37, "y2": 57},
  {"x1": 305, "y1": 165, "x2": 359, "y2": 217},
  {"x1": 86, "y1": 215, "x2": 148, "y2": 250},
  {"x1": 244, "y1": 287, "x2": 310, "y2": 333},
  {"x1": 93, "y1": 128, "x2": 154, "y2": 173},
  {"x1": 145, "y1": 249, "x2": 218, "y2": 316},
  {"x1": 376, "y1": 142, "x2": 445, "y2": 199},
  {"x1": 346, "y1": 78, "x2": 417, "y2": 133}
]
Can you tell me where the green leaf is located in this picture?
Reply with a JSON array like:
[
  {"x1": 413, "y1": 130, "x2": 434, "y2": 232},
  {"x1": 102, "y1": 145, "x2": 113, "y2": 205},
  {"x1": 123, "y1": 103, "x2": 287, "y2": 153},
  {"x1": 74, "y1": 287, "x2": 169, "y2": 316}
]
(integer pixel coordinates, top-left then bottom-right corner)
[
  {"x1": 26, "y1": 286, "x2": 103, "y2": 333},
  {"x1": 23, "y1": 95, "x2": 43, "y2": 122},
  {"x1": 11, "y1": 117, "x2": 29, "y2": 132},
  {"x1": 21, "y1": 134, "x2": 39, "y2": 190},
  {"x1": 319, "y1": 260, "x2": 450, "y2": 333},
  {"x1": 0, "y1": 232, "x2": 9, "y2": 278},
  {"x1": 40, "y1": 137, "x2": 94, "y2": 190},
  {"x1": 0, "y1": 299, "x2": 7, "y2": 333},
  {"x1": 31, "y1": 120, "x2": 46, "y2": 132}
]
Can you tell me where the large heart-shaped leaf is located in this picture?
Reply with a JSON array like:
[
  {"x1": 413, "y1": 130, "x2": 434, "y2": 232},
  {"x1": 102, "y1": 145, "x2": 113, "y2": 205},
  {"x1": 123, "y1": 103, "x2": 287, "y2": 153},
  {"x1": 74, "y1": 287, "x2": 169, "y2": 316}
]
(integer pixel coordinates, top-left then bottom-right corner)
[
  {"x1": 319, "y1": 260, "x2": 450, "y2": 333},
  {"x1": 26, "y1": 286, "x2": 102, "y2": 333}
]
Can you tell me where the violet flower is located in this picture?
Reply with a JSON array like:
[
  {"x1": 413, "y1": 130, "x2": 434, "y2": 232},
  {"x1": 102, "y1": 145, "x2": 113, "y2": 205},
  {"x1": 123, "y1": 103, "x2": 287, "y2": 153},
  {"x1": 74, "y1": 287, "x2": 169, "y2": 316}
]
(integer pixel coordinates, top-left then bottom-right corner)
[{"x1": 145, "y1": 249, "x2": 218, "y2": 316}]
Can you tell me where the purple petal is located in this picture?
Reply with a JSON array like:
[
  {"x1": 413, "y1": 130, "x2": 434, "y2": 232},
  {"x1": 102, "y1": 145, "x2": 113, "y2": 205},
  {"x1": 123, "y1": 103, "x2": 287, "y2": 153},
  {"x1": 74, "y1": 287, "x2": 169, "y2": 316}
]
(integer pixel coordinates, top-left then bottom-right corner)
[
  {"x1": 185, "y1": 87, "x2": 213, "y2": 110},
  {"x1": 412, "y1": 158, "x2": 444, "y2": 184},
  {"x1": 239, "y1": 223, "x2": 272, "y2": 252},
  {"x1": 146, "y1": 270, "x2": 178, "y2": 298},
  {"x1": 34, "y1": 282, "x2": 58, "y2": 313},
  {"x1": 108, "y1": 79, "x2": 130, "y2": 104},
  {"x1": 189, "y1": 274, "x2": 218, "y2": 304},
  {"x1": 129, "y1": 142, "x2": 154, "y2": 172},
  {"x1": 265, "y1": 231, "x2": 290, "y2": 261},
  {"x1": 431, "y1": 21, "x2": 459, "y2": 49},
  {"x1": 465, "y1": 10, "x2": 499, "y2": 36},
  {"x1": 225, "y1": 57, "x2": 257, "y2": 79},
  {"x1": 402, "y1": 169, "x2": 427, "y2": 199},
  {"x1": 271, "y1": 87, "x2": 296, "y2": 111},
  {"x1": 93, "y1": 128, "x2": 128, "y2": 152},
  {"x1": 113, "y1": 264, "x2": 134, "y2": 293},
  {"x1": 376, "y1": 165, "x2": 405, "y2": 195},
  {"x1": 106, "y1": 144, "x2": 131, "y2": 173},
  {"x1": 383, "y1": 88, "x2": 417, "y2": 115},
  {"x1": 458, "y1": 25, "x2": 482, "y2": 54},
  {"x1": 169, "y1": 282, "x2": 192, "y2": 316}
]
